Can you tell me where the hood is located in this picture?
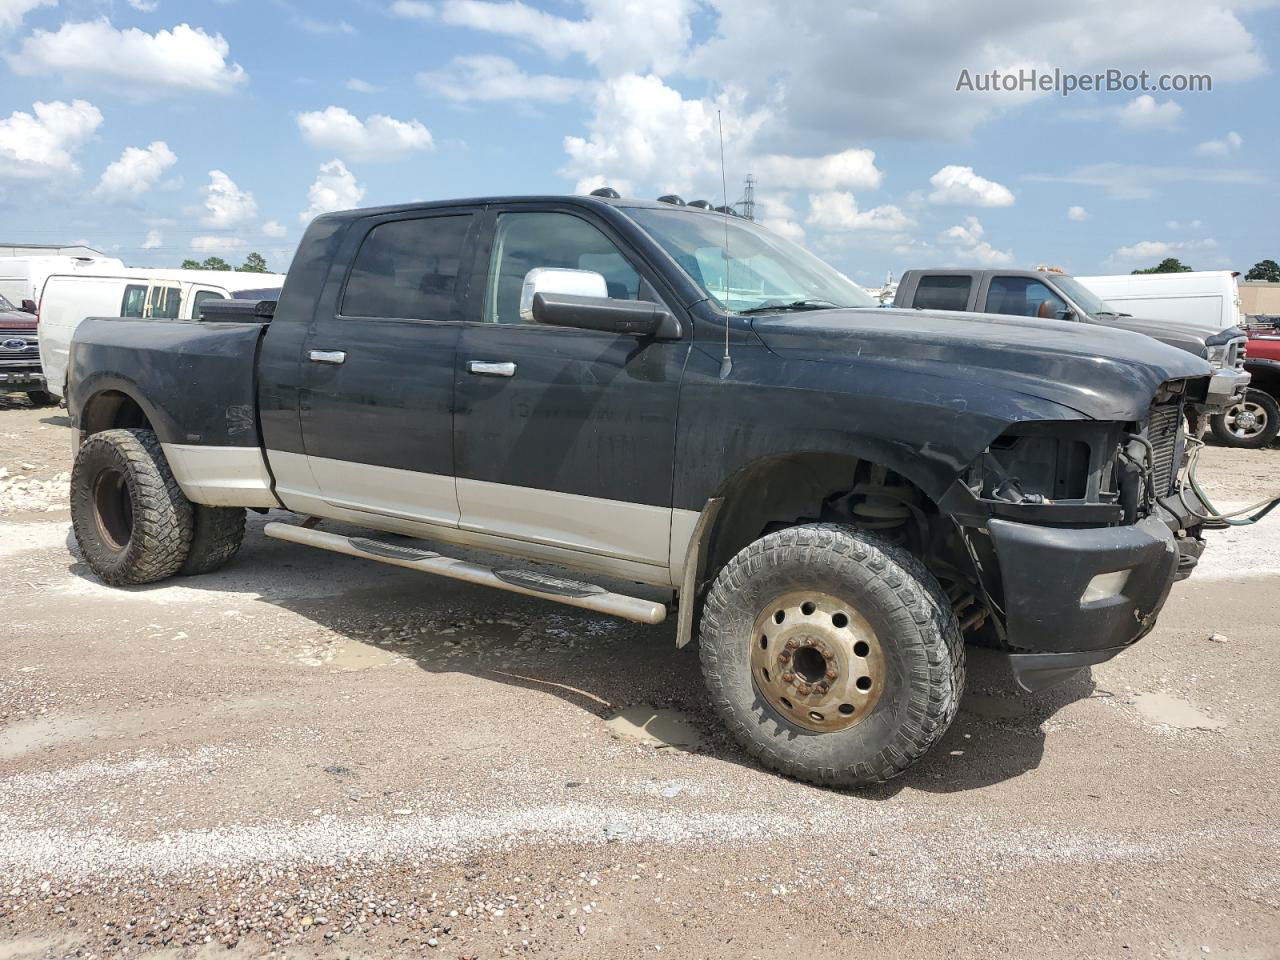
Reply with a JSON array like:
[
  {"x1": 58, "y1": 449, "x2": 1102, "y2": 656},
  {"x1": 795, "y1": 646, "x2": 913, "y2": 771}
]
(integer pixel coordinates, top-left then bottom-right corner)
[
  {"x1": 751, "y1": 307, "x2": 1213, "y2": 422},
  {"x1": 1097, "y1": 314, "x2": 1215, "y2": 358},
  {"x1": 0, "y1": 308, "x2": 36, "y2": 331}
]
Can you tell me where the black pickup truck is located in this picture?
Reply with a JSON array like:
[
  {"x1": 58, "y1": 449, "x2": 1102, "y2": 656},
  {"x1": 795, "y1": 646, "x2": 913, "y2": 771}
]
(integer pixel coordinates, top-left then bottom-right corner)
[
  {"x1": 65, "y1": 194, "x2": 1215, "y2": 787},
  {"x1": 893, "y1": 268, "x2": 1249, "y2": 426}
]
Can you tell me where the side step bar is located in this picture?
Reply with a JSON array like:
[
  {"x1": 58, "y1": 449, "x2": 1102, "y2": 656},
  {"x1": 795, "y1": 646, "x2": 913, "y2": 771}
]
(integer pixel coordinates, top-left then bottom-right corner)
[{"x1": 263, "y1": 521, "x2": 668, "y2": 625}]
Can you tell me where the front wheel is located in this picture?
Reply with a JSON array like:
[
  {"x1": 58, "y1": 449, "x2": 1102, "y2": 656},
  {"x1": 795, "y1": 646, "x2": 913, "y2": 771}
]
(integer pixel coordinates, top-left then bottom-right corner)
[
  {"x1": 698, "y1": 524, "x2": 964, "y2": 788},
  {"x1": 1210, "y1": 389, "x2": 1280, "y2": 449},
  {"x1": 70, "y1": 428, "x2": 194, "y2": 585}
]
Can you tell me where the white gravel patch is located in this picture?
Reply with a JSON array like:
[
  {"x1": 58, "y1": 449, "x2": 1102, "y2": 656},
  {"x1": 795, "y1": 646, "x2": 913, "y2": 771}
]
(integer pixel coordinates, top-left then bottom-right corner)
[
  {"x1": 1194, "y1": 500, "x2": 1280, "y2": 581},
  {"x1": 0, "y1": 469, "x2": 69, "y2": 512},
  {"x1": 0, "y1": 519, "x2": 70, "y2": 558}
]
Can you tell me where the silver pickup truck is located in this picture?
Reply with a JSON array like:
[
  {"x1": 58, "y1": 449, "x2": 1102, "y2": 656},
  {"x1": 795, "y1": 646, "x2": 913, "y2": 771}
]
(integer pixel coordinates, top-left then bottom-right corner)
[{"x1": 894, "y1": 268, "x2": 1249, "y2": 427}]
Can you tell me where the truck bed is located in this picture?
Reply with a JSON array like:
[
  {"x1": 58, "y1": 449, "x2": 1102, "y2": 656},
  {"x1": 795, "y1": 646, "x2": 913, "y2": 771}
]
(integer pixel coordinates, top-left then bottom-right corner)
[{"x1": 68, "y1": 317, "x2": 268, "y2": 448}]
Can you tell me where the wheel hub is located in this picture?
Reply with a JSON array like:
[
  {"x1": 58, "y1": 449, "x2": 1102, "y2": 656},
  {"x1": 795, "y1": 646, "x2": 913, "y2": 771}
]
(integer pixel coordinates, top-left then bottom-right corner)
[
  {"x1": 750, "y1": 591, "x2": 885, "y2": 733},
  {"x1": 1229, "y1": 401, "x2": 1266, "y2": 438}
]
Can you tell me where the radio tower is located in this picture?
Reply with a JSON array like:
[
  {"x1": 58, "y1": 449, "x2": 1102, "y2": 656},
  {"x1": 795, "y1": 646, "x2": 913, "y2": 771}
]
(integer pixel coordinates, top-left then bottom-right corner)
[{"x1": 737, "y1": 174, "x2": 756, "y2": 220}]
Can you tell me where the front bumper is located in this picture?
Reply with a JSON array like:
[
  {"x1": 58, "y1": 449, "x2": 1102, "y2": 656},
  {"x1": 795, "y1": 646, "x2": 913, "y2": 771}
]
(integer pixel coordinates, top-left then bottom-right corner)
[
  {"x1": 0, "y1": 368, "x2": 46, "y2": 392},
  {"x1": 988, "y1": 509, "x2": 1197, "y2": 691},
  {"x1": 1204, "y1": 367, "x2": 1250, "y2": 411}
]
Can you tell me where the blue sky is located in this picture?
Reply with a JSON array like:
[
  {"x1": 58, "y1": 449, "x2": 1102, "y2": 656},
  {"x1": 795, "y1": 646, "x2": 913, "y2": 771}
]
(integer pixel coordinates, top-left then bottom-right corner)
[{"x1": 1, "y1": 0, "x2": 1277, "y2": 285}]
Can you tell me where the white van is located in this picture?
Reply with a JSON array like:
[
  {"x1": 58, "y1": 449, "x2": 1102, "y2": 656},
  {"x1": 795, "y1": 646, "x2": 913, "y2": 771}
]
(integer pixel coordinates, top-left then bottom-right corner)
[
  {"x1": 0, "y1": 255, "x2": 127, "y2": 307},
  {"x1": 38, "y1": 269, "x2": 285, "y2": 398},
  {"x1": 1074, "y1": 270, "x2": 1243, "y2": 335}
]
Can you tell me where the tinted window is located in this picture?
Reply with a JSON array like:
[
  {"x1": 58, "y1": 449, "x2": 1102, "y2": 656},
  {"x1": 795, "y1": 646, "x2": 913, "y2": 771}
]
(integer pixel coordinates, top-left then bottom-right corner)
[
  {"x1": 121, "y1": 284, "x2": 147, "y2": 317},
  {"x1": 342, "y1": 215, "x2": 472, "y2": 320},
  {"x1": 913, "y1": 275, "x2": 971, "y2": 312},
  {"x1": 485, "y1": 212, "x2": 640, "y2": 325},
  {"x1": 986, "y1": 277, "x2": 1069, "y2": 319},
  {"x1": 192, "y1": 290, "x2": 226, "y2": 313}
]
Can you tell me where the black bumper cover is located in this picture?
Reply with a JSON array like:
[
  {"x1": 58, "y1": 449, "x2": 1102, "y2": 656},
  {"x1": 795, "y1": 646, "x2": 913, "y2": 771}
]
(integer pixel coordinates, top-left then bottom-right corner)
[{"x1": 988, "y1": 514, "x2": 1185, "y2": 691}]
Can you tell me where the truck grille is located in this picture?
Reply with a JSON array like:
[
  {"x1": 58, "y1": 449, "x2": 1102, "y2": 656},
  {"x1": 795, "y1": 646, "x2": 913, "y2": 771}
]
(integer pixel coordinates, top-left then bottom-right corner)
[
  {"x1": 1226, "y1": 336, "x2": 1247, "y2": 370},
  {"x1": 1144, "y1": 404, "x2": 1182, "y2": 497}
]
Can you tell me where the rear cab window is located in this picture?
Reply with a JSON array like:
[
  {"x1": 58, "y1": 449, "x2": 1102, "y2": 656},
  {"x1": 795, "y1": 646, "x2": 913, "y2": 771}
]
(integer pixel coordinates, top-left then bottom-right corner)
[
  {"x1": 913, "y1": 275, "x2": 972, "y2": 312},
  {"x1": 341, "y1": 214, "x2": 474, "y2": 321}
]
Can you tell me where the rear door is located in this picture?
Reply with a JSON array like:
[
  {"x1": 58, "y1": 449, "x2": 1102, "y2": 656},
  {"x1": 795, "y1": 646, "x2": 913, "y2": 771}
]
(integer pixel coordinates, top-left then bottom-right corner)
[
  {"x1": 295, "y1": 208, "x2": 480, "y2": 526},
  {"x1": 145, "y1": 282, "x2": 182, "y2": 319},
  {"x1": 452, "y1": 204, "x2": 686, "y2": 569}
]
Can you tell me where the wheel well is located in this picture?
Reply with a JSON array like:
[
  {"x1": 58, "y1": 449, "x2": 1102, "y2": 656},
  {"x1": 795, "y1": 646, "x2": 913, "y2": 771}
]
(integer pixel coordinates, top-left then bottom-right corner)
[
  {"x1": 697, "y1": 453, "x2": 994, "y2": 641},
  {"x1": 703, "y1": 454, "x2": 935, "y2": 575},
  {"x1": 1245, "y1": 365, "x2": 1280, "y2": 400},
  {"x1": 81, "y1": 390, "x2": 153, "y2": 437}
]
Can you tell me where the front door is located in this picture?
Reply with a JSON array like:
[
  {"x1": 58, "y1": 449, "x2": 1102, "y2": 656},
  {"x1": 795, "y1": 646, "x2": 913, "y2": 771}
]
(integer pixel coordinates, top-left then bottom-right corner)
[
  {"x1": 453, "y1": 207, "x2": 687, "y2": 569},
  {"x1": 295, "y1": 209, "x2": 479, "y2": 526}
]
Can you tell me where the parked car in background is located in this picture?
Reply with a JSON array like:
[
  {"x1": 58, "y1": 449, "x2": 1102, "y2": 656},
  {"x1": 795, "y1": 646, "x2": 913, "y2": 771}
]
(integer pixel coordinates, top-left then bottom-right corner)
[
  {"x1": 38, "y1": 269, "x2": 285, "y2": 398},
  {"x1": 1212, "y1": 319, "x2": 1280, "y2": 448},
  {"x1": 63, "y1": 192, "x2": 1216, "y2": 788},
  {"x1": 0, "y1": 254, "x2": 126, "y2": 306},
  {"x1": 893, "y1": 268, "x2": 1249, "y2": 426},
  {"x1": 1074, "y1": 270, "x2": 1243, "y2": 335},
  {"x1": 0, "y1": 291, "x2": 51, "y2": 405}
]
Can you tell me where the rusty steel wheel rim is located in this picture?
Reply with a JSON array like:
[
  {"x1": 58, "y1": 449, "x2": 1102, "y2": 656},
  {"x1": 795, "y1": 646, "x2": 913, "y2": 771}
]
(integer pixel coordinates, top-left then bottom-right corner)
[{"x1": 750, "y1": 590, "x2": 885, "y2": 733}]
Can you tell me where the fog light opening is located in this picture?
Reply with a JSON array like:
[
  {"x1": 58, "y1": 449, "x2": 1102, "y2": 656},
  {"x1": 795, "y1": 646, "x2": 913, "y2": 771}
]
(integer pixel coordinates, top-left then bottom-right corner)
[{"x1": 1081, "y1": 569, "x2": 1131, "y2": 604}]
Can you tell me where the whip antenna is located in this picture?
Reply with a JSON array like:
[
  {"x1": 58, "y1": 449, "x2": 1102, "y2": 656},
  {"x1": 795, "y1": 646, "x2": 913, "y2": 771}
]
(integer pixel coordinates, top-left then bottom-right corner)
[{"x1": 717, "y1": 110, "x2": 733, "y2": 380}]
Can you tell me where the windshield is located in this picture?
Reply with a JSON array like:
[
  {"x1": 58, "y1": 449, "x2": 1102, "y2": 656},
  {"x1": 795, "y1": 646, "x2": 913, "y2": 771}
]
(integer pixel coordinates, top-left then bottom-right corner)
[
  {"x1": 1052, "y1": 275, "x2": 1118, "y2": 316},
  {"x1": 625, "y1": 206, "x2": 876, "y2": 313}
]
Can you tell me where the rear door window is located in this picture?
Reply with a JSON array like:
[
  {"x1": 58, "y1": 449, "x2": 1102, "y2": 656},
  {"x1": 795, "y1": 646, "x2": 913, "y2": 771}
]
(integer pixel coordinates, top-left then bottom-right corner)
[
  {"x1": 913, "y1": 275, "x2": 972, "y2": 312},
  {"x1": 146, "y1": 284, "x2": 181, "y2": 319},
  {"x1": 121, "y1": 284, "x2": 147, "y2": 317},
  {"x1": 341, "y1": 214, "x2": 474, "y2": 321},
  {"x1": 191, "y1": 289, "x2": 227, "y2": 316}
]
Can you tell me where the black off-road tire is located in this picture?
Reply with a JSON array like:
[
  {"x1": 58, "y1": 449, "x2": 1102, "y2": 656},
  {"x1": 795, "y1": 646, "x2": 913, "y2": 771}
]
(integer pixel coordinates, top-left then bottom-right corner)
[
  {"x1": 180, "y1": 505, "x2": 246, "y2": 575},
  {"x1": 1210, "y1": 388, "x2": 1280, "y2": 449},
  {"x1": 70, "y1": 428, "x2": 193, "y2": 585},
  {"x1": 26, "y1": 390, "x2": 56, "y2": 406},
  {"x1": 699, "y1": 523, "x2": 965, "y2": 788}
]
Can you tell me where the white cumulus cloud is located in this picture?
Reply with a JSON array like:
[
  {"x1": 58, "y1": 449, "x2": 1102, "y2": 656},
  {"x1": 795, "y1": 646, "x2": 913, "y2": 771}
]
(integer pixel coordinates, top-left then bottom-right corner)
[
  {"x1": 296, "y1": 106, "x2": 434, "y2": 163},
  {"x1": 0, "y1": 99, "x2": 102, "y2": 181},
  {"x1": 141, "y1": 229, "x2": 162, "y2": 249},
  {"x1": 0, "y1": 0, "x2": 54, "y2": 33},
  {"x1": 754, "y1": 150, "x2": 882, "y2": 192},
  {"x1": 927, "y1": 165, "x2": 1014, "y2": 207},
  {"x1": 1195, "y1": 131, "x2": 1243, "y2": 157},
  {"x1": 807, "y1": 192, "x2": 913, "y2": 233},
  {"x1": 1116, "y1": 94, "x2": 1183, "y2": 130},
  {"x1": 389, "y1": 0, "x2": 435, "y2": 19},
  {"x1": 201, "y1": 170, "x2": 257, "y2": 228},
  {"x1": 191, "y1": 235, "x2": 246, "y2": 255},
  {"x1": 1067, "y1": 205, "x2": 1089, "y2": 222},
  {"x1": 419, "y1": 55, "x2": 585, "y2": 103},
  {"x1": 937, "y1": 216, "x2": 1012, "y2": 265},
  {"x1": 8, "y1": 19, "x2": 246, "y2": 98},
  {"x1": 94, "y1": 141, "x2": 176, "y2": 200},
  {"x1": 261, "y1": 220, "x2": 287, "y2": 238},
  {"x1": 300, "y1": 159, "x2": 365, "y2": 224},
  {"x1": 440, "y1": 0, "x2": 696, "y2": 77}
]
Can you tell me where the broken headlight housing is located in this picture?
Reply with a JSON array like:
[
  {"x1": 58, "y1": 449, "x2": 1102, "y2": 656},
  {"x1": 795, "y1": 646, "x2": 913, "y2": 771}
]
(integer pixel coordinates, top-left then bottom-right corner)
[{"x1": 968, "y1": 421, "x2": 1126, "y2": 511}]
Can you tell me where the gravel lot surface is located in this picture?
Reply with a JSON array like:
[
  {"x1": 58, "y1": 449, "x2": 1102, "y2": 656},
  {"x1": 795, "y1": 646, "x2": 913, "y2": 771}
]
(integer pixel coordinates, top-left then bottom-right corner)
[{"x1": 2, "y1": 394, "x2": 1279, "y2": 959}]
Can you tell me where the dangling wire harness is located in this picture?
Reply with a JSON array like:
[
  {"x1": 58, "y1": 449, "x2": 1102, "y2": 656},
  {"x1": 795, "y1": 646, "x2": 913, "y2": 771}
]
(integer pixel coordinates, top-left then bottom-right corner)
[{"x1": 1179, "y1": 435, "x2": 1280, "y2": 528}]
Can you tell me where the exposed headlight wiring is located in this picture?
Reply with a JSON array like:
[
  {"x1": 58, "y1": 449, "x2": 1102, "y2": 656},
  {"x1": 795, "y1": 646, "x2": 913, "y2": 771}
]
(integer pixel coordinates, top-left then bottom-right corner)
[{"x1": 1179, "y1": 436, "x2": 1280, "y2": 527}]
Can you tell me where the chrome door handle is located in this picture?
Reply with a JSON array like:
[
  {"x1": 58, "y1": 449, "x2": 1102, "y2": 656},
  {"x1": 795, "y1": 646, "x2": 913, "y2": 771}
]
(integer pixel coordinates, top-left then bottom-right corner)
[
  {"x1": 309, "y1": 350, "x2": 346, "y2": 364},
  {"x1": 467, "y1": 360, "x2": 516, "y2": 378}
]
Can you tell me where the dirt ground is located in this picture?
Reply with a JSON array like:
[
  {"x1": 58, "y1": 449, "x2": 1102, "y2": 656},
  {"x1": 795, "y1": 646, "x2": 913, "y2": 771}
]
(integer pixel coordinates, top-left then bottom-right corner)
[{"x1": 2, "y1": 393, "x2": 1279, "y2": 960}]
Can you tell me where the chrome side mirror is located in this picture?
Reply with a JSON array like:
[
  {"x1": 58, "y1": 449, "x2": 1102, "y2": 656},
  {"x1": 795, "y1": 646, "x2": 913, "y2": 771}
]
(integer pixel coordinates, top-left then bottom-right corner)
[{"x1": 519, "y1": 268, "x2": 608, "y2": 323}]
